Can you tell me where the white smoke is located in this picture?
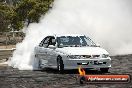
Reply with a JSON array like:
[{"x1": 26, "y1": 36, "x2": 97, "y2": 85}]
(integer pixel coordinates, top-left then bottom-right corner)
[{"x1": 8, "y1": 0, "x2": 132, "y2": 70}]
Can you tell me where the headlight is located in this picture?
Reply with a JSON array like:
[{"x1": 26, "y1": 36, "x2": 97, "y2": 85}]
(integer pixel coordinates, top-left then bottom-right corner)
[
  {"x1": 67, "y1": 55, "x2": 81, "y2": 59},
  {"x1": 102, "y1": 54, "x2": 109, "y2": 58}
]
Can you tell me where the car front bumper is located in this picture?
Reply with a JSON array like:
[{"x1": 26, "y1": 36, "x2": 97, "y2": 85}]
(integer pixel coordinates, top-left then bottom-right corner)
[{"x1": 63, "y1": 57, "x2": 111, "y2": 70}]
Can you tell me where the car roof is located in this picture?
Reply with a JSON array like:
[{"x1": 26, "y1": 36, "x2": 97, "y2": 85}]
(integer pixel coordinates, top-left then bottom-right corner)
[{"x1": 52, "y1": 34, "x2": 85, "y2": 37}]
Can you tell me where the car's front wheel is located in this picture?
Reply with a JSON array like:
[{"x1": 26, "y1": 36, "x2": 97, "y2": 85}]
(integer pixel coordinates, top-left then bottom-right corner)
[
  {"x1": 57, "y1": 56, "x2": 64, "y2": 73},
  {"x1": 100, "y1": 68, "x2": 109, "y2": 73}
]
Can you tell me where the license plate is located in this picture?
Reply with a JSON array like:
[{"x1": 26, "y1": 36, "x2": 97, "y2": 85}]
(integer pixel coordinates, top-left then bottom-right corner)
[{"x1": 82, "y1": 63, "x2": 87, "y2": 65}]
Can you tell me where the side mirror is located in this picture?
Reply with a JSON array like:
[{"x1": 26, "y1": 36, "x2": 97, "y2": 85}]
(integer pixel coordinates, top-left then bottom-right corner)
[
  {"x1": 96, "y1": 43, "x2": 100, "y2": 47},
  {"x1": 48, "y1": 45, "x2": 56, "y2": 49}
]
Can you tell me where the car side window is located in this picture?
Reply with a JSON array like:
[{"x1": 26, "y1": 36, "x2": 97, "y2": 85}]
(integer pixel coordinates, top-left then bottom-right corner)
[
  {"x1": 48, "y1": 37, "x2": 56, "y2": 46},
  {"x1": 39, "y1": 40, "x2": 44, "y2": 47},
  {"x1": 39, "y1": 37, "x2": 50, "y2": 48}
]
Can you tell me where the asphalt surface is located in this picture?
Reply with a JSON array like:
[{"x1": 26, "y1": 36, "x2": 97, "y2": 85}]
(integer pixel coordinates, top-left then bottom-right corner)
[{"x1": 0, "y1": 54, "x2": 132, "y2": 88}]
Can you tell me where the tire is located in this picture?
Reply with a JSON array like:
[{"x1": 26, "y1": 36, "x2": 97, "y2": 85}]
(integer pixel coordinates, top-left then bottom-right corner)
[
  {"x1": 100, "y1": 68, "x2": 109, "y2": 73},
  {"x1": 57, "y1": 56, "x2": 64, "y2": 73}
]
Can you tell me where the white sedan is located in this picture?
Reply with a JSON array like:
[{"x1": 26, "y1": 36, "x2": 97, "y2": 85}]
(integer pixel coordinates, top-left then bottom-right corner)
[{"x1": 34, "y1": 34, "x2": 111, "y2": 72}]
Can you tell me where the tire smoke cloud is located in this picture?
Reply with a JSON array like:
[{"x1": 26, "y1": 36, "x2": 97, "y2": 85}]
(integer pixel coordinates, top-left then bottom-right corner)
[{"x1": 8, "y1": 0, "x2": 132, "y2": 70}]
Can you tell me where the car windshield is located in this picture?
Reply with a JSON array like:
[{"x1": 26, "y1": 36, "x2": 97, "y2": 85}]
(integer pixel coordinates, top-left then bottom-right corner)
[{"x1": 57, "y1": 36, "x2": 96, "y2": 47}]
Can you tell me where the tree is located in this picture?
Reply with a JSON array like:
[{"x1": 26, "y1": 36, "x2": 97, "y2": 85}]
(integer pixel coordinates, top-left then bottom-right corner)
[
  {"x1": 11, "y1": 0, "x2": 54, "y2": 30},
  {"x1": 0, "y1": 2, "x2": 13, "y2": 32},
  {"x1": 0, "y1": 0, "x2": 54, "y2": 32}
]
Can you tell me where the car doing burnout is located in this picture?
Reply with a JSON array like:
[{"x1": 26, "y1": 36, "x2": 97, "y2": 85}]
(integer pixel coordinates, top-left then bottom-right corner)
[{"x1": 34, "y1": 34, "x2": 111, "y2": 72}]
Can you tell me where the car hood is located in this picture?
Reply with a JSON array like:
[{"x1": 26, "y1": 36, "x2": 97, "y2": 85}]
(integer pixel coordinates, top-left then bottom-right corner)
[{"x1": 56, "y1": 47, "x2": 109, "y2": 55}]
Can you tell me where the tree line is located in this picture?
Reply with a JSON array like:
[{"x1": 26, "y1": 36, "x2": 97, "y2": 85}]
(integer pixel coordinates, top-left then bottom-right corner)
[{"x1": 0, "y1": 0, "x2": 54, "y2": 32}]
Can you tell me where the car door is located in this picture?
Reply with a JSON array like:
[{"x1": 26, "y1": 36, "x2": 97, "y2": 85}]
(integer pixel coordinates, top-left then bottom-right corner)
[
  {"x1": 37, "y1": 37, "x2": 50, "y2": 67},
  {"x1": 46, "y1": 36, "x2": 57, "y2": 67}
]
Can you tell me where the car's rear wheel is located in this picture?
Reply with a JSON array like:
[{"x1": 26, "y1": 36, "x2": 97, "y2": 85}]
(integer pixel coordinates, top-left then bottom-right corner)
[
  {"x1": 100, "y1": 68, "x2": 109, "y2": 73},
  {"x1": 57, "y1": 56, "x2": 64, "y2": 73}
]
